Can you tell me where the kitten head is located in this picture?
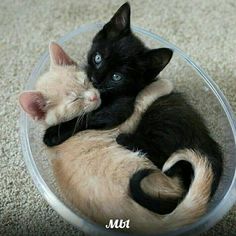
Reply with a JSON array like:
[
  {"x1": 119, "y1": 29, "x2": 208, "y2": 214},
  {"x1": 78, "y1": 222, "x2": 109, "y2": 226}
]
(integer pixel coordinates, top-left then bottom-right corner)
[
  {"x1": 19, "y1": 42, "x2": 101, "y2": 126},
  {"x1": 86, "y1": 2, "x2": 173, "y2": 98}
]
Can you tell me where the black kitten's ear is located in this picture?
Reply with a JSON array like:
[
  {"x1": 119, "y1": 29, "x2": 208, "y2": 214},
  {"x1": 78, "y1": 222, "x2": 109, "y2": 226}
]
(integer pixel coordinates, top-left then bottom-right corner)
[
  {"x1": 103, "y1": 2, "x2": 131, "y2": 39},
  {"x1": 144, "y1": 48, "x2": 173, "y2": 79}
]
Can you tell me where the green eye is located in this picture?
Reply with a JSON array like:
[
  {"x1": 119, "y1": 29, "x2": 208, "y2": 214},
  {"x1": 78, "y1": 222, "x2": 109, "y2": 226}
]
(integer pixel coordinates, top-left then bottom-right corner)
[{"x1": 112, "y1": 73, "x2": 123, "y2": 81}]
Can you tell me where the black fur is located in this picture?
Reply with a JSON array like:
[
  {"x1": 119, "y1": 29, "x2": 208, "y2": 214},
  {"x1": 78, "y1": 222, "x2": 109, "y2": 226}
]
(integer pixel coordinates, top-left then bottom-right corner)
[
  {"x1": 44, "y1": 2, "x2": 173, "y2": 147},
  {"x1": 119, "y1": 93, "x2": 222, "y2": 195},
  {"x1": 43, "y1": 2, "x2": 222, "y2": 213},
  {"x1": 129, "y1": 168, "x2": 184, "y2": 214},
  {"x1": 44, "y1": 96, "x2": 136, "y2": 146}
]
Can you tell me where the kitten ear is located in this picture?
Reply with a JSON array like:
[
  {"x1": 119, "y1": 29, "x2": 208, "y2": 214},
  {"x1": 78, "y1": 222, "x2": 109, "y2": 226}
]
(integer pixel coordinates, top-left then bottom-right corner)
[
  {"x1": 144, "y1": 48, "x2": 173, "y2": 79},
  {"x1": 103, "y1": 2, "x2": 131, "y2": 39},
  {"x1": 19, "y1": 91, "x2": 46, "y2": 120},
  {"x1": 49, "y1": 42, "x2": 76, "y2": 68}
]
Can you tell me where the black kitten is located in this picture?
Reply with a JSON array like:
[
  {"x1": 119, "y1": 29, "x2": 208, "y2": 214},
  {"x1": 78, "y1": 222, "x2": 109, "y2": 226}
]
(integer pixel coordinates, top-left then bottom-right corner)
[
  {"x1": 44, "y1": 2, "x2": 222, "y2": 214},
  {"x1": 44, "y1": 2, "x2": 172, "y2": 147}
]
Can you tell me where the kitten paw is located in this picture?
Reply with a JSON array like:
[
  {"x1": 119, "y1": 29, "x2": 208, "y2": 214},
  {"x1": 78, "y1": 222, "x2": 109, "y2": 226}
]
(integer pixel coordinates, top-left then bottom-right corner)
[
  {"x1": 116, "y1": 133, "x2": 136, "y2": 151},
  {"x1": 43, "y1": 127, "x2": 64, "y2": 147}
]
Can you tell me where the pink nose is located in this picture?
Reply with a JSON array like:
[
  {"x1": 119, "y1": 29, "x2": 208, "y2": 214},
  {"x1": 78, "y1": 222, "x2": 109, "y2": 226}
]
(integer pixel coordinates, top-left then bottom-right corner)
[{"x1": 89, "y1": 95, "x2": 98, "y2": 102}]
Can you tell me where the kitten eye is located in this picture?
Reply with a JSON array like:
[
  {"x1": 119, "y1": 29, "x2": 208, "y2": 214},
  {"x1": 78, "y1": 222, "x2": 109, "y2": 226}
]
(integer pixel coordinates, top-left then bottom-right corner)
[
  {"x1": 112, "y1": 73, "x2": 123, "y2": 82},
  {"x1": 75, "y1": 95, "x2": 83, "y2": 100},
  {"x1": 94, "y1": 52, "x2": 102, "y2": 65},
  {"x1": 67, "y1": 91, "x2": 77, "y2": 97}
]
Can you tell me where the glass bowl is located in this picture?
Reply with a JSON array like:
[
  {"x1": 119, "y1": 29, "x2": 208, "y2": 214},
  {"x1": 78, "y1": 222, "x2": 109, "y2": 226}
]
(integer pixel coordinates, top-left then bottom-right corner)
[{"x1": 20, "y1": 23, "x2": 236, "y2": 236}]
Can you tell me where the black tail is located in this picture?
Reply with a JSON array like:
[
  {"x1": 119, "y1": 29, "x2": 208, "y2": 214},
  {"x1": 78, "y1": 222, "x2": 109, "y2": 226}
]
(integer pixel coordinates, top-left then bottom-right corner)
[{"x1": 129, "y1": 168, "x2": 184, "y2": 214}]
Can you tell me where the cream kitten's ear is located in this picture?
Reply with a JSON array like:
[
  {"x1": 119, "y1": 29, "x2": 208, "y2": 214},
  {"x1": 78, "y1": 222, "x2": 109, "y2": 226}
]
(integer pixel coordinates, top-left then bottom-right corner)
[
  {"x1": 49, "y1": 42, "x2": 76, "y2": 68},
  {"x1": 19, "y1": 91, "x2": 46, "y2": 120}
]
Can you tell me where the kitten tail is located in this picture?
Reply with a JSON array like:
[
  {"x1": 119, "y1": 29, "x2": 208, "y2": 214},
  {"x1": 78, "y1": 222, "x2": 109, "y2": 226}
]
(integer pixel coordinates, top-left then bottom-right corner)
[{"x1": 161, "y1": 149, "x2": 213, "y2": 228}]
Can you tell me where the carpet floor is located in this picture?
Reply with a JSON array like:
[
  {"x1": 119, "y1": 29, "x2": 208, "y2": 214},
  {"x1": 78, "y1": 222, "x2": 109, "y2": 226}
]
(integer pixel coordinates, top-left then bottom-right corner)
[{"x1": 0, "y1": 0, "x2": 235, "y2": 235}]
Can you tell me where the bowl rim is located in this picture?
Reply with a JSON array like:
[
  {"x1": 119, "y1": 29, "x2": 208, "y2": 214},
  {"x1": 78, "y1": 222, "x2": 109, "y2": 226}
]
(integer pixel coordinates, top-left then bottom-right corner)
[{"x1": 20, "y1": 22, "x2": 236, "y2": 236}]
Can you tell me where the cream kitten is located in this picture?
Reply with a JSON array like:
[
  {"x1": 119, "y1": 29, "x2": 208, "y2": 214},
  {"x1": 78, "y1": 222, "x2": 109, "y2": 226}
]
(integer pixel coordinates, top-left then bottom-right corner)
[{"x1": 19, "y1": 43, "x2": 213, "y2": 234}]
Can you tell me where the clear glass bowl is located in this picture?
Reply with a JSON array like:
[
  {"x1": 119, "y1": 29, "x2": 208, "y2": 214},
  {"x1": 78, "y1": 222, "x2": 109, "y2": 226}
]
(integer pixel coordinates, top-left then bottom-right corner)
[{"x1": 20, "y1": 23, "x2": 236, "y2": 236}]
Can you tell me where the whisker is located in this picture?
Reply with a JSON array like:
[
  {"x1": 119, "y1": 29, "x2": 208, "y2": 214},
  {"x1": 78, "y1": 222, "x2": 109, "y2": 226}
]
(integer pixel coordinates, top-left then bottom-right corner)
[
  {"x1": 80, "y1": 113, "x2": 85, "y2": 128},
  {"x1": 85, "y1": 113, "x2": 89, "y2": 129},
  {"x1": 72, "y1": 111, "x2": 86, "y2": 136},
  {"x1": 57, "y1": 123, "x2": 61, "y2": 140},
  {"x1": 72, "y1": 115, "x2": 82, "y2": 136}
]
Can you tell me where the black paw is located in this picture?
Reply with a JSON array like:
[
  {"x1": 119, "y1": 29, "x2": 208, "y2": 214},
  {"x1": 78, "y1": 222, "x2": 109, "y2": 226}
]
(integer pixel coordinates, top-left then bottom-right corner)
[
  {"x1": 116, "y1": 133, "x2": 136, "y2": 151},
  {"x1": 43, "y1": 127, "x2": 64, "y2": 147}
]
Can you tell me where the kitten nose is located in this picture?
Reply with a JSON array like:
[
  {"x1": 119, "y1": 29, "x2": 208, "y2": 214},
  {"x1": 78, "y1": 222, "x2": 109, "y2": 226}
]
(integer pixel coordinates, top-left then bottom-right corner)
[
  {"x1": 89, "y1": 95, "x2": 98, "y2": 102},
  {"x1": 84, "y1": 90, "x2": 99, "y2": 102}
]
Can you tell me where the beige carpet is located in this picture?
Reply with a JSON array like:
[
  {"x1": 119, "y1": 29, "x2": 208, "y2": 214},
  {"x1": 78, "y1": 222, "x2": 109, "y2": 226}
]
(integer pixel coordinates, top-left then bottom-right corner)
[{"x1": 0, "y1": 0, "x2": 236, "y2": 235}]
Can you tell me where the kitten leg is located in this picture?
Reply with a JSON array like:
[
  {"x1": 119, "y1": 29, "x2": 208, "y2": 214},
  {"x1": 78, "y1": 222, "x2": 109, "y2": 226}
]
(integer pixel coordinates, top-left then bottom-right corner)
[
  {"x1": 43, "y1": 117, "x2": 80, "y2": 146},
  {"x1": 119, "y1": 79, "x2": 173, "y2": 134},
  {"x1": 130, "y1": 168, "x2": 185, "y2": 214},
  {"x1": 140, "y1": 171, "x2": 184, "y2": 200},
  {"x1": 117, "y1": 79, "x2": 173, "y2": 155},
  {"x1": 116, "y1": 133, "x2": 144, "y2": 152},
  {"x1": 44, "y1": 96, "x2": 135, "y2": 147}
]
